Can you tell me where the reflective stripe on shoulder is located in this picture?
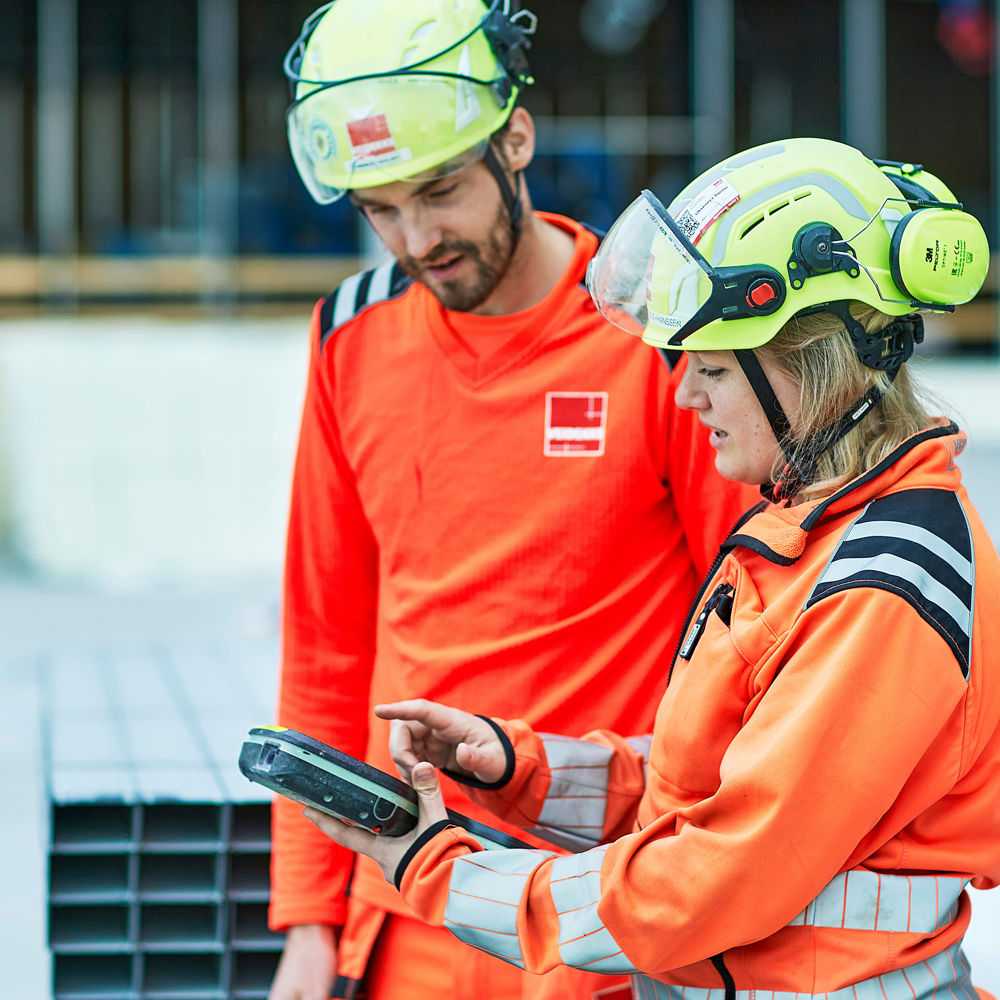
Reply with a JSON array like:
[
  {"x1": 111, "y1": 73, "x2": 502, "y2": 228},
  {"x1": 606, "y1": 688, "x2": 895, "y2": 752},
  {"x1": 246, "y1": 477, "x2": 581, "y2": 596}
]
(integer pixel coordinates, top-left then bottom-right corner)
[
  {"x1": 319, "y1": 260, "x2": 411, "y2": 348},
  {"x1": 805, "y1": 488, "x2": 974, "y2": 679}
]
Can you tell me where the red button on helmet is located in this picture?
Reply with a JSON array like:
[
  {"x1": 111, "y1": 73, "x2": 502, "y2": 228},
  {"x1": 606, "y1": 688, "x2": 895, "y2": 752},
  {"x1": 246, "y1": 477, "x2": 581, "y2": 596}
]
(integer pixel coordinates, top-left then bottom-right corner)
[{"x1": 747, "y1": 279, "x2": 777, "y2": 308}]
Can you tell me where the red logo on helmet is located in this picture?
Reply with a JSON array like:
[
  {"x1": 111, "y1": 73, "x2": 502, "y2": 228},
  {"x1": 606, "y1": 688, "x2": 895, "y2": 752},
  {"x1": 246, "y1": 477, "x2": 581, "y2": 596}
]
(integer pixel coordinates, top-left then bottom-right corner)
[{"x1": 347, "y1": 114, "x2": 397, "y2": 159}]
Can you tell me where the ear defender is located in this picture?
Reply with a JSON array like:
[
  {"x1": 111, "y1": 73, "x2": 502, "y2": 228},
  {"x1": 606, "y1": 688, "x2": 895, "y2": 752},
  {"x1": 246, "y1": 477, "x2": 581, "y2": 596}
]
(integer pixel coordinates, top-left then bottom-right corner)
[
  {"x1": 878, "y1": 160, "x2": 990, "y2": 310},
  {"x1": 889, "y1": 206, "x2": 989, "y2": 309}
]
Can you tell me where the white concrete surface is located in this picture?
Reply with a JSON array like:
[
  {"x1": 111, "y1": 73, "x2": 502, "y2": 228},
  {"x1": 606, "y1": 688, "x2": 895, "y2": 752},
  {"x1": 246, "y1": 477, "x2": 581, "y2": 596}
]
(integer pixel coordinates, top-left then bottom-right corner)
[{"x1": 0, "y1": 315, "x2": 308, "y2": 587}]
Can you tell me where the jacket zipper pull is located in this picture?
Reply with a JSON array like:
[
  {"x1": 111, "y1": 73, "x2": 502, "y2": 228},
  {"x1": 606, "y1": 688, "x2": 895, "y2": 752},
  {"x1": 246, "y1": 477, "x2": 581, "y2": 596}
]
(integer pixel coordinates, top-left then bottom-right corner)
[{"x1": 678, "y1": 583, "x2": 734, "y2": 661}]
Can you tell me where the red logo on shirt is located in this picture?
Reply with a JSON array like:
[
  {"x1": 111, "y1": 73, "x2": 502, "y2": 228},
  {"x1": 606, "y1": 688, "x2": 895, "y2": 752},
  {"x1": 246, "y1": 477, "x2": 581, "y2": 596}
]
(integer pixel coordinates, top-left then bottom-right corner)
[
  {"x1": 544, "y1": 392, "x2": 608, "y2": 456},
  {"x1": 346, "y1": 114, "x2": 396, "y2": 159}
]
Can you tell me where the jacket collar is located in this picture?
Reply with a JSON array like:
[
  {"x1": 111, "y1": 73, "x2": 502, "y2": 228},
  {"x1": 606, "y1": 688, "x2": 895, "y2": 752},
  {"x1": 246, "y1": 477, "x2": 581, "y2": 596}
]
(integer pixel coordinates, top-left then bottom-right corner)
[{"x1": 726, "y1": 421, "x2": 965, "y2": 566}]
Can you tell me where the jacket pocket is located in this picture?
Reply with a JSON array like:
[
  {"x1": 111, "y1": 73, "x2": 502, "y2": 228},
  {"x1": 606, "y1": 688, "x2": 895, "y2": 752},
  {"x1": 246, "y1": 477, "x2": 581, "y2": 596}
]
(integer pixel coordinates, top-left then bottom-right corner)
[{"x1": 678, "y1": 582, "x2": 735, "y2": 661}]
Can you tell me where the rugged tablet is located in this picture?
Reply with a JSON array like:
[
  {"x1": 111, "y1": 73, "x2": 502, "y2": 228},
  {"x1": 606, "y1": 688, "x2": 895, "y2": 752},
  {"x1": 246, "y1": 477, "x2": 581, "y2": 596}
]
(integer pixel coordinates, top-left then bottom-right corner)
[{"x1": 239, "y1": 726, "x2": 532, "y2": 850}]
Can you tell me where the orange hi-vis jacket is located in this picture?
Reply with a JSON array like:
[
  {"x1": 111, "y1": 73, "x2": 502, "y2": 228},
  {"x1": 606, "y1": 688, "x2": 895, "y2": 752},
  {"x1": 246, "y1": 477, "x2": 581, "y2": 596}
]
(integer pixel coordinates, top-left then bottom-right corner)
[
  {"x1": 396, "y1": 422, "x2": 1000, "y2": 999},
  {"x1": 270, "y1": 213, "x2": 759, "y2": 936}
]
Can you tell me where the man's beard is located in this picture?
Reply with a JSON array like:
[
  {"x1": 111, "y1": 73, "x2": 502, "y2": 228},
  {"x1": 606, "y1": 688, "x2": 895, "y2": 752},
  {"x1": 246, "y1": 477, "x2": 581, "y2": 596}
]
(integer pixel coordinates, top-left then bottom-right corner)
[{"x1": 399, "y1": 204, "x2": 515, "y2": 312}]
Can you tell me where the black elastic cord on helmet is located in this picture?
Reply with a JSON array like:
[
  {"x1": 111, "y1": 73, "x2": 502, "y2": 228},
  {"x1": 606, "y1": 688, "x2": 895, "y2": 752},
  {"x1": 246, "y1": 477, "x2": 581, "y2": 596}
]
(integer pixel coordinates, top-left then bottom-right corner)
[
  {"x1": 483, "y1": 142, "x2": 524, "y2": 237},
  {"x1": 773, "y1": 385, "x2": 885, "y2": 499}
]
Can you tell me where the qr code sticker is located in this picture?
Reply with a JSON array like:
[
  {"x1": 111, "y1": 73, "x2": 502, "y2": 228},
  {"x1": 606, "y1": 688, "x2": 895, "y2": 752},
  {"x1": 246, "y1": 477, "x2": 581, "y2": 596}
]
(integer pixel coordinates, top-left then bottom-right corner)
[
  {"x1": 675, "y1": 211, "x2": 700, "y2": 241},
  {"x1": 674, "y1": 178, "x2": 740, "y2": 246}
]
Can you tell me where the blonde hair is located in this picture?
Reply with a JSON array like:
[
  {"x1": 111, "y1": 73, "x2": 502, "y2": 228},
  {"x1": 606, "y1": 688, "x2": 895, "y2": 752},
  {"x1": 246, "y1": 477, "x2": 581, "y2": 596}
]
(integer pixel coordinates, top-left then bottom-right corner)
[{"x1": 755, "y1": 303, "x2": 937, "y2": 500}]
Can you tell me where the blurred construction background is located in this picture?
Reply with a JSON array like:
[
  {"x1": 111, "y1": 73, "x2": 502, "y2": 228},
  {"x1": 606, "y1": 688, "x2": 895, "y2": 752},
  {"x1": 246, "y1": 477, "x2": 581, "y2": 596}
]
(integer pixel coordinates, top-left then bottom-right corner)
[{"x1": 2, "y1": 0, "x2": 1000, "y2": 996}]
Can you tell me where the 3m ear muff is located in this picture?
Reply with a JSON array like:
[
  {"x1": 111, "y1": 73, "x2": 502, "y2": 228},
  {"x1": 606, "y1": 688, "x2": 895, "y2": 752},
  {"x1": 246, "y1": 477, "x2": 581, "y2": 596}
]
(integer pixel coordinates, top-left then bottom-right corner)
[
  {"x1": 888, "y1": 205, "x2": 989, "y2": 308},
  {"x1": 876, "y1": 159, "x2": 990, "y2": 310}
]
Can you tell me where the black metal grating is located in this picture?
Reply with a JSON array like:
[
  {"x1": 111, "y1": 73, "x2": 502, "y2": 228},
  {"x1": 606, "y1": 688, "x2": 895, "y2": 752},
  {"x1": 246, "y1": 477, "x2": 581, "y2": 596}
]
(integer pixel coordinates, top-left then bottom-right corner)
[{"x1": 49, "y1": 801, "x2": 282, "y2": 1000}]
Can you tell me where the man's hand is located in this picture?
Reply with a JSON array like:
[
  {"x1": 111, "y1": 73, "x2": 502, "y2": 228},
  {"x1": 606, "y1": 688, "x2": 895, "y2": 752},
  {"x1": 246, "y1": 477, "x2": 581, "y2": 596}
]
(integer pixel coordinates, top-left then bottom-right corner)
[
  {"x1": 305, "y1": 761, "x2": 450, "y2": 882},
  {"x1": 267, "y1": 923, "x2": 337, "y2": 1000},
  {"x1": 374, "y1": 699, "x2": 507, "y2": 785}
]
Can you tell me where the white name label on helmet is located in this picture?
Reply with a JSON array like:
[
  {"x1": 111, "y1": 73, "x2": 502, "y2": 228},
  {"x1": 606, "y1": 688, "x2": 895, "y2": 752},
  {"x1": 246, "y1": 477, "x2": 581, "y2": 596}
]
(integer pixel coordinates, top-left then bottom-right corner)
[{"x1": 674, "y1": 178, "x2": 740, "y2": 246}]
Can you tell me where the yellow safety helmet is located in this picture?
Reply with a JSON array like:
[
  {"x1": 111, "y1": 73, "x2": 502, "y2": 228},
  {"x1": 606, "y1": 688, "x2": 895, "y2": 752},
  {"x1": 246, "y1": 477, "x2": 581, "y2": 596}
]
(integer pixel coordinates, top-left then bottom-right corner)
[
  {"x1": 284, "y1": 0, "x2": 536, "y2": 204},
  {"x1": 588, "y1": 137, "x2": 988, "y2": 356}
]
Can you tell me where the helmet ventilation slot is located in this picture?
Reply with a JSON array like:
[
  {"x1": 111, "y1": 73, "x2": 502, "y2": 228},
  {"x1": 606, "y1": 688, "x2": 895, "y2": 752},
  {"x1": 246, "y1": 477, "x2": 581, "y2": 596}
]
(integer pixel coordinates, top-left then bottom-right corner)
[{"x1": 738, "y1": 191, "x2": 812, "y2": 241}]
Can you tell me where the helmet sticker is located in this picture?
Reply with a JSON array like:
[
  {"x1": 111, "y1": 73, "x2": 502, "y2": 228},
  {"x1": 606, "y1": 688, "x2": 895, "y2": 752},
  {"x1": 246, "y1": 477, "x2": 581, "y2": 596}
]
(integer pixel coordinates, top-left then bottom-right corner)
[
  {"x1": 455, "y1": 45, "x2": 483, "y2": 132},
  {"x1": 674, "y1": 178, "x2": 740, "y2": 246},
  {"x1": 346, "y1": 113, "x2": 397, "y2": 160},
  {"x1": 344, "y1": 112, "x2": 412, "y2": 173}
]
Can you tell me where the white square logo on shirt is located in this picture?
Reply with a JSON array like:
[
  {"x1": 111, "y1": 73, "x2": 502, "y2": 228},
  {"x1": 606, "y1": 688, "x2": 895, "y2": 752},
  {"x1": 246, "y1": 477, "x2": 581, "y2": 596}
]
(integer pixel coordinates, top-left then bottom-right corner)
[{"x1": 544, "y1": 392, "x2": 608, "y2": 456}]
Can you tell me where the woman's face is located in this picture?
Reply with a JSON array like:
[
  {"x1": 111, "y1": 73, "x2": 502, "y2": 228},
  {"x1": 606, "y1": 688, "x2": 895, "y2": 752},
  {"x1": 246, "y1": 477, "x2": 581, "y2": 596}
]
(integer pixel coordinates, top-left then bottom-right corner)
[{"x1": 676, "y1": 350, "x2": 801, "y2": 485}]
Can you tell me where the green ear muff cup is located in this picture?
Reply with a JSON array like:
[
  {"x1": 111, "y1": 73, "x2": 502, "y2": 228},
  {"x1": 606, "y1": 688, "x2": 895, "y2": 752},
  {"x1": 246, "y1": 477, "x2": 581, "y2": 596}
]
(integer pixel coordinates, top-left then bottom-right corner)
[{"x1": 890, "y1": 207, "x2": 989, "y2": 307}]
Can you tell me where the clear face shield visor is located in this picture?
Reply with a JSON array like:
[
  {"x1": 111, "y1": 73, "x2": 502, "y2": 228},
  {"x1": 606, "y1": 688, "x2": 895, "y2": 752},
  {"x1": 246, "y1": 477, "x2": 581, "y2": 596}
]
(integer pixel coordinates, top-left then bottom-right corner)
[
  {"x1": 287, "y1": 76, "x2": 496, "y2": 205},
  {"x1": 586, "y1": 190, "x2": 788, "y2": 346}
]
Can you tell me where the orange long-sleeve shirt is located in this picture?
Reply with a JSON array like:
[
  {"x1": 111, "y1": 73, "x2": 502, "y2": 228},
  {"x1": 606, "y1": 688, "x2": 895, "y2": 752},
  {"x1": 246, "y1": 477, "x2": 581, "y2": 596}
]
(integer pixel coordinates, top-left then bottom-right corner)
[
  {"x1": 270, "y1": 213, "x2": 758, "y2": 930},
  {"x1": 398, "y1": 422, "x2": 1000, "y2": 995}
]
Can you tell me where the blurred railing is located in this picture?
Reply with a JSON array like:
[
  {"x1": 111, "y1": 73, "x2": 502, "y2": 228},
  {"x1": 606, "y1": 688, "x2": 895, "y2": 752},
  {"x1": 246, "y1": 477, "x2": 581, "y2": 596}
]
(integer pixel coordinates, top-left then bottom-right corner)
[
  {"x1": 0, "y1": 254, "x2": 996, "y2": 352},
  {"x1": 0, "y1": 255, "x2": 363, "y2": 312}
]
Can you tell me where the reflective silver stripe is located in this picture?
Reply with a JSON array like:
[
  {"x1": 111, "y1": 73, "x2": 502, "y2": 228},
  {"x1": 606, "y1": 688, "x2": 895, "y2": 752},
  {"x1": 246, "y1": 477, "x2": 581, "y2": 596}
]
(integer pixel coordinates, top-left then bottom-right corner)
[
  {"x1": 848, "y1": 520, "x2": 973, "y2": 581},
  {"x1": 708, "y1": 173, "x2": 870, "y2": 266},
  {"x1": 549, "y1": 847, "x2": 638, "y2": 975},
  {"x1": 818, "y1": 553, "x2": 972, "y2": 638},
  {"x1": 443, "y1": 848, "x2": 556, "y2": 968},
  {"x1": 366, "y1": 260, "x2": 394, "y2": 305},
  {"x1": 634, "y1": 938, "x2": 975, "y2": 1000},
  {"x1": 530, "y1": 735, "x2": 612, "y2": 849},
  {"x1": 787, "y1": 871, "x2": 967, "y2": 933},
  {"x1": 331, "y1": 271, "x2": 364, "y2": 330},
  {"x1": 626, "y1": 734, "x2": 653, "y2": 761},
  {"x1": 330, "y1": 261, "x2": 395, "y2": 331}
]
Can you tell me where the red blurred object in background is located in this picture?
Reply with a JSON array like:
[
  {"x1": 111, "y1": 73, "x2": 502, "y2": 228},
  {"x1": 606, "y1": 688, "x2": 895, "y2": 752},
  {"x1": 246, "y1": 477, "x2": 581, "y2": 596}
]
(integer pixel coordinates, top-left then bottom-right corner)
[{"x1": 936, "y1": 0, "x2": 994, "y2": 76}]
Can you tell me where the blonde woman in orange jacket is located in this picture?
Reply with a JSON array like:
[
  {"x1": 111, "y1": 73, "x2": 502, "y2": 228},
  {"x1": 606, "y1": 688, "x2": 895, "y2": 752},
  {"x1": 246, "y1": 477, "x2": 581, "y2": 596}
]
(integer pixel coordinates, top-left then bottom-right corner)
[{"x1": 302, "y1": 139, "x2": 1000, "y2": 1000}]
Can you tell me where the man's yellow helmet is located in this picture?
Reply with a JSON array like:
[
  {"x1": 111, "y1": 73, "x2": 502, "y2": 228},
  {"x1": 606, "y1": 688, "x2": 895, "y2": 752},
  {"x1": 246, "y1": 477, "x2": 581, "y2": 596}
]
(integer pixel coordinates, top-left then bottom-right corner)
[{"x1": 284, "y1": 0, "x2": 536, "y2": 204}]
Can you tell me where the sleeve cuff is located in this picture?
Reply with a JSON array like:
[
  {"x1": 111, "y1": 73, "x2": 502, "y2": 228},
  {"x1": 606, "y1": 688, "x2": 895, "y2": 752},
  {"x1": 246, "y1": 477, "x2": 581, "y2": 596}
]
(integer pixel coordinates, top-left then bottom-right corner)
[
  {"x1": 442, "y1": 716, "x2": 515, "y2": 790},
  {"x1": 393, "y1": 820, "x2": 456, "y2": 890}
]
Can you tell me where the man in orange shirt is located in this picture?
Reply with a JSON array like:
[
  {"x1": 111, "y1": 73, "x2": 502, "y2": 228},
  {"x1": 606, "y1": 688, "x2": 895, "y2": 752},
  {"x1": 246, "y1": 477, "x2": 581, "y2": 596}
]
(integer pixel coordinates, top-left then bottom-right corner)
[{"x1": 268, "y1": 2, "x2": 757, "y2": 998}]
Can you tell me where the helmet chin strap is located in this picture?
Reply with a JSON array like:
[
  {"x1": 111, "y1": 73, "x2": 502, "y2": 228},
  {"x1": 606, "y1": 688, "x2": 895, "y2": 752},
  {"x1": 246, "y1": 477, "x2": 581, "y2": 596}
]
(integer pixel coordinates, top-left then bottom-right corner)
[
  {"x1": 732, "y1": 349, "x2": 801, "y2": 500},
  {"x1": 733, "y1": 306, "x2": 923, "y2": 502},
  {"x1": 482, "y1": 142, "x2": 524, "y2": 240}
]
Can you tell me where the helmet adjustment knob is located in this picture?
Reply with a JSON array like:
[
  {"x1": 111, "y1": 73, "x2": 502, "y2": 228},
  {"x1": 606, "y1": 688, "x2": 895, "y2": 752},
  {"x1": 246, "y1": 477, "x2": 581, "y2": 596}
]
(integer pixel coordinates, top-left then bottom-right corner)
[{"x1": 786, "y1": 223, "x2": 858, "y2": 289}]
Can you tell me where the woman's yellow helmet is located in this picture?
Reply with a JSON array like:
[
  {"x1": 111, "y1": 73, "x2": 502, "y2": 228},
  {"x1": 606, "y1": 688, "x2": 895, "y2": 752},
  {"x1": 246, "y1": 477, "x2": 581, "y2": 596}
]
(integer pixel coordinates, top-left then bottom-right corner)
[{"x1": 588, "y1": 137, "x2": 989, "y2": 354}]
